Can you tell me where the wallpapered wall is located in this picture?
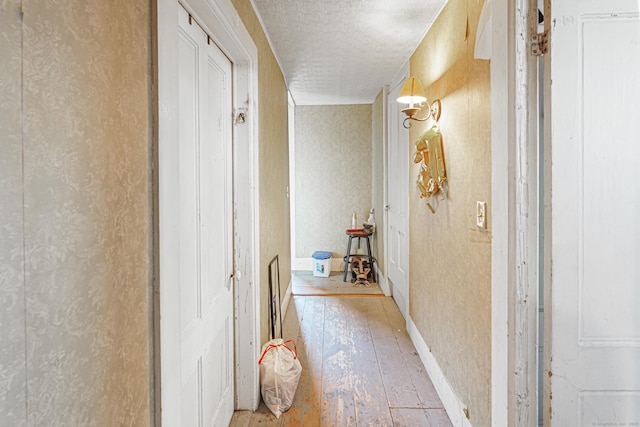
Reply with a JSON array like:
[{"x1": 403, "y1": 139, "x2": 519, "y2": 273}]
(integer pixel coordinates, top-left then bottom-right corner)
[
  {"x1": 294, "y1": 105, "x2": 373, "y2": 259},
  {"x1": 231, "y1": 0, "x2": 292, "y2": 345},
  {"x1": 408, "y1": 0, "x2": 492, "y2": 425},
  {"x1": 0, "y1": 2, "x2": 26, "y2": 424},
  {"x1": 0, "y1": 1, "x2": 153, "y2": 424}
]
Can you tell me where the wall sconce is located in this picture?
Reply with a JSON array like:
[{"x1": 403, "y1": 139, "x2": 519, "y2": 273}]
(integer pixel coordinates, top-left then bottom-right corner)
[{"x1": 396, "y1": 77, "x2": 442, "y2": 129}]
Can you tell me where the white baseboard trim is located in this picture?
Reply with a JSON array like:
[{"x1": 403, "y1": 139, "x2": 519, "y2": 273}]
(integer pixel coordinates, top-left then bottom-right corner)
[
  {"x1": 407, "y1": 317, "x2": 473, "y2": 427},
  {"x1": 374, "y1": 266, "x2": 390, "y2": 296}
]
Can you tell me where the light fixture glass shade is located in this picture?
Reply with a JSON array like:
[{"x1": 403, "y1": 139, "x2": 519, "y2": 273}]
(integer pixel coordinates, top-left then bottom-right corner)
[{"x1": 397, "y1": 77, "x2": 427, "y2": 104}]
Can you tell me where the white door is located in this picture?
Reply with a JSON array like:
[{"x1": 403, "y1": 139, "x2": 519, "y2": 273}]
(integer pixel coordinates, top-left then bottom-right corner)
[
  {"x1": 386, "y1": 75, "x2": 410, "y2": 319},
  {"x1": 178, "y1": 7, "x2": 234, "y2": 426},
  {"x1": 549, "y1": 1, "x2": 640, "y2": 424}
]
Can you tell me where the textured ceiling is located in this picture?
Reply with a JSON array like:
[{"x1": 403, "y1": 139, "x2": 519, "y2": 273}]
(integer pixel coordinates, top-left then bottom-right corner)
[{"x1": 252, "y1": 0, "x2": 448, "y2": 105}]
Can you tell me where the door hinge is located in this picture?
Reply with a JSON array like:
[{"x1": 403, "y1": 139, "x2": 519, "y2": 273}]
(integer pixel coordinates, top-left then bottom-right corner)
[{"x1": 531, "y1": 30, "x2": 549, "y2": 56}]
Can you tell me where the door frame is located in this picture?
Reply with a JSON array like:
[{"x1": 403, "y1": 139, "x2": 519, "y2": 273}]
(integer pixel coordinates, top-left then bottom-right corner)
[
  {"x1": 380, "y1": 83, "x2": 390, "y2": 296},
  {"x1": 156, "y1": 0, "x2": 260, "y2": 423},
  {"x1": 383, "y1": 63, "x2": 410, "y2": 304},
  {"x1": 490, "y1": 0, "x2": 544, "y2": 425}
]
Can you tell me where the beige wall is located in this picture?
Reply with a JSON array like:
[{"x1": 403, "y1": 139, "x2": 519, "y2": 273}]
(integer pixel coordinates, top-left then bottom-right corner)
[
  {"x1": 0, "y1": 0, "x2": 153, "y2": 424},
  {"x1": 294, "y1": 105, "x2": 373, "y2": 259},
  {"x1": 0, "y1": 1, "x2": 26, "y2": 424},
  {"x1": 371, "y1": 91, "x2": 385, "y2": 274},
  {"x1": 408, "y1": 0, "x2": 492, "y2": 425},
  {"x1": 231, "y1": 0, "x2": 291, "y2": 344}
]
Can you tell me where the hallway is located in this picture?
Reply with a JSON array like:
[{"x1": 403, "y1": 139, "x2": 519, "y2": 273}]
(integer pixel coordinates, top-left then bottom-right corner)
[{"x1": 230, "y1": 295, "x2": 452, "y2": 426}]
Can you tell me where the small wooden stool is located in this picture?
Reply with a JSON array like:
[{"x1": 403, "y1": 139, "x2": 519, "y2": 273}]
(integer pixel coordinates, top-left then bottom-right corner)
[{"x1": 342, "y1": 229, "x2": 376, "y2": 282}]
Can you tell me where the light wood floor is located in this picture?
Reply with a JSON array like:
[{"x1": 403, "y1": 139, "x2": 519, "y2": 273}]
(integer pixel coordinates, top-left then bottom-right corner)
[
  {"x1": 291, "y1": 271, "x2": 384, "y2": 296},
  {"x1": 230, "y1": 295, "x2": 452, "y2": 426}
]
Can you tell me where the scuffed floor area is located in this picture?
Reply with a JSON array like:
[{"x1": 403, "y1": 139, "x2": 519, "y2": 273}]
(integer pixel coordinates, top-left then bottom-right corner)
[{"x1": 230, "y1": 295, "x2": 452, "y2": 426}]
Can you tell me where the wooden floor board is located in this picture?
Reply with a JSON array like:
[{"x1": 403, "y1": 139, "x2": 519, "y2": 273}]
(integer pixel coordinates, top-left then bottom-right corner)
[
  {"x1": 281, "y1": 296, "x2": 323, "y2": 426},
  {"x1": 230, "y1": 295, "x2": 452, "y2": 426},
  {"x1": 349, "y1": 298, "x2": 394, "y2": 426},
  {"x1": 292, "y1": 271, "x2": 384, "y2": 296},
  {"x1": 392, "y1": 330, "x2": 443, "y2": 409},
  {"x1": 426, "y1": 408, "x2": 454, "y2": 426},
  {"x1": 321, "y1": 297, "x2": 357, "y2": 426},
  {"x1": 380, "y1": 298, "x2": 443, "y2": 409},
  {"x1": 247, "y1": 402, "x2": 283, "y2": 426},
  {"x1": 228, "y1": 410, "x2": 252, "y2": 427},
  {"x1": 366, "y1": 299, "x2": 423, "y2": 409},
  {"x1": 390, "y1": 407, "x2": 431, "y2": 427}
]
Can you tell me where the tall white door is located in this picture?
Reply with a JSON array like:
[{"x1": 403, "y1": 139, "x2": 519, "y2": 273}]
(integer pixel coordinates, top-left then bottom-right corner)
[
  {"x1": 387, "y1": 76, "x2": 410, "y2": 319},
  {"x1": 178, "y1": 7, "x2": 234, "y2": 426},
  {"x1": 549, "y1": 1, "x2": 640, "y2": 424}
]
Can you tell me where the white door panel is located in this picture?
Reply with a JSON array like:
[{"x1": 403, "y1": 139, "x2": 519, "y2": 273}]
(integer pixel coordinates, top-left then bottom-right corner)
[
  {"x1": 178, "y1": 6, "x2": 234, "y2": 426},
  {"x1": 550, "y1": 1, "x2": 640, "y2": 424},
  {"x1": 387, "y1": 76, "x2": 409, "y2": 319},
  {"x1": 178, "y1": 31, "x2": 199, "y2": 336}
]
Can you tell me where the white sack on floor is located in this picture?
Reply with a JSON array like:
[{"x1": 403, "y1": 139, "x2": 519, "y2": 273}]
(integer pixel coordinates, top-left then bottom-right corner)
[{"x1": 258, "y1": 338, "x2": 302, "y2": 418}]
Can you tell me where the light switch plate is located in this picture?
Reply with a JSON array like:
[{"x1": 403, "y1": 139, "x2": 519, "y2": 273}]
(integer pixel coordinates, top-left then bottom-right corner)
[{"x1": 476, "y1": 201, "x2": 487, "y2": 229}]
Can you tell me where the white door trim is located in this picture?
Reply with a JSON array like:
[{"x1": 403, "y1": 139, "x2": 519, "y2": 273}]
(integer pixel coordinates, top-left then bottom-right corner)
[
  {"x1": 489, "y1": 2, "x2": 511, "y2": 421},
  {"x1": 385, "y1": 63, "x2": 410, "y2": 310},
  {"x1": 380, "y1": 84, "x2": 390, "y2": 296},
  {"x1": 288, "y1": 91, "x2": 296, "y2": 270},
  {"x1": 157, "y1": 0, "x2": 260, "y2": 422},
  {"x1": 512, "y1": 2, "x2": 541, "y2": 426},
  {"x1": 490, "y1": 0, "x2": 540, "y2": 425}
]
